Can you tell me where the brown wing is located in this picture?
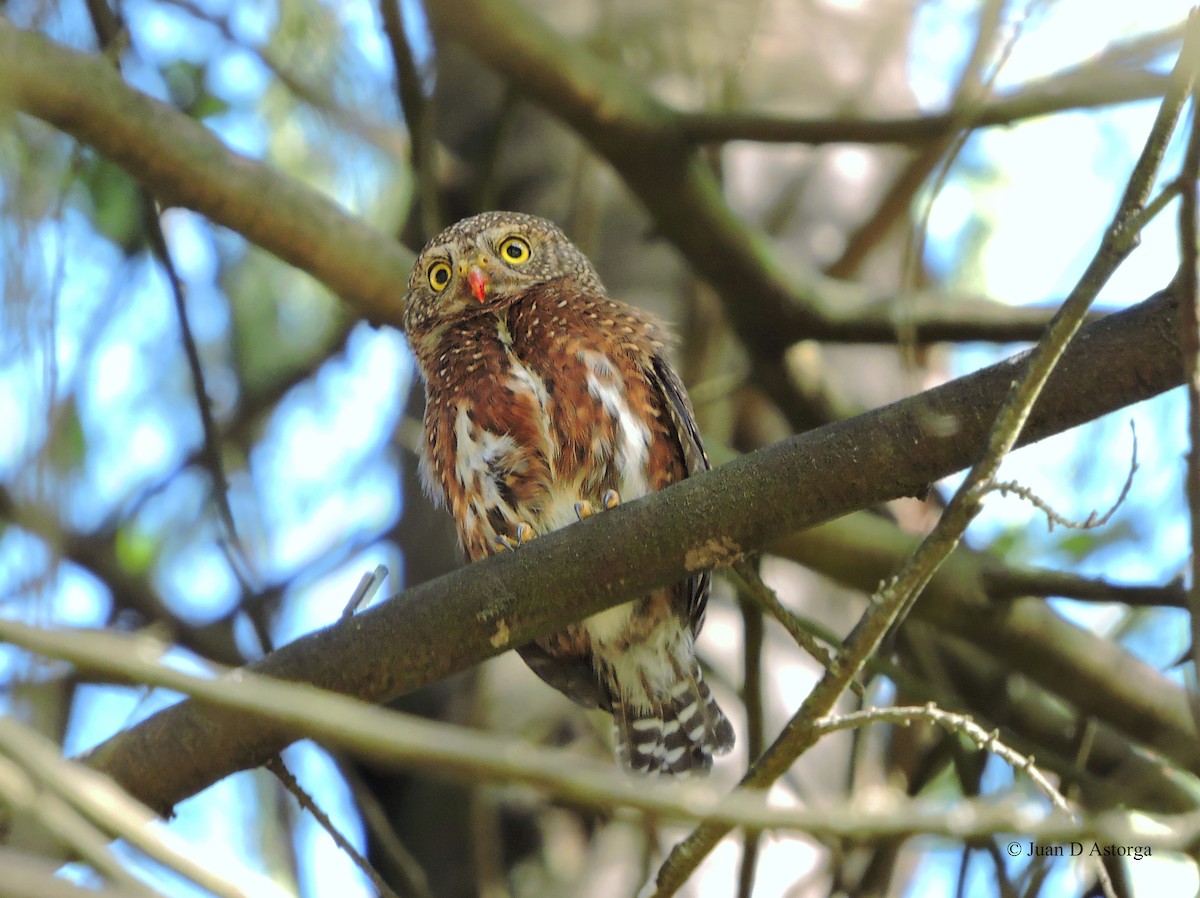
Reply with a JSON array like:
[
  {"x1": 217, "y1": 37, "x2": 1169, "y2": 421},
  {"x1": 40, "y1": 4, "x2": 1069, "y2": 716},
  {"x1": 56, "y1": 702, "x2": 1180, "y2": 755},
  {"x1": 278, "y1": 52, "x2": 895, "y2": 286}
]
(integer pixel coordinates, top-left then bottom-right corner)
[
  {"x1": 517, "y1": 640, "x2": 609, "y2": 711},
  {"x1": 646, "y1": 351, "x2": 712, "y2": 636}
]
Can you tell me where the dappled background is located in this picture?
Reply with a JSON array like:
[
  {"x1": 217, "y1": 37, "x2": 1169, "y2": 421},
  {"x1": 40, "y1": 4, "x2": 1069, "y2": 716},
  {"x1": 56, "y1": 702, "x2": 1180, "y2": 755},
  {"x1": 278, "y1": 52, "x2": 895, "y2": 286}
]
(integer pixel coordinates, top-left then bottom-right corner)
[{"x1": 1, "y1": 0, "x2": 1196, "y2": 896}]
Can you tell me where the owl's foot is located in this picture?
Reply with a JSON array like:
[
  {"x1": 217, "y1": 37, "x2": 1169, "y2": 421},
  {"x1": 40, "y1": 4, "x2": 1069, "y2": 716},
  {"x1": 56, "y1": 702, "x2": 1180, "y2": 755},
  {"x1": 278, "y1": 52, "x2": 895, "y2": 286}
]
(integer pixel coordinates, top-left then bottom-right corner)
[
  {"x1": 493, "y1": 522, "x2": 535, "y2": 552},
  {"x1": 574, "y1": 490, "x2": 621, "y2": 522}
]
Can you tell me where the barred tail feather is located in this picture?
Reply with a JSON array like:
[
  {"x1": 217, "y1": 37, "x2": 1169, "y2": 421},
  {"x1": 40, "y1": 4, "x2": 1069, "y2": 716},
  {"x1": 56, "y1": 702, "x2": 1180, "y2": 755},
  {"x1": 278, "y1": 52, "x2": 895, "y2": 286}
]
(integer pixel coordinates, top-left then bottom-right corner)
[{"x1": 608, "y1": 655, "x2": 734, "y2": 776}]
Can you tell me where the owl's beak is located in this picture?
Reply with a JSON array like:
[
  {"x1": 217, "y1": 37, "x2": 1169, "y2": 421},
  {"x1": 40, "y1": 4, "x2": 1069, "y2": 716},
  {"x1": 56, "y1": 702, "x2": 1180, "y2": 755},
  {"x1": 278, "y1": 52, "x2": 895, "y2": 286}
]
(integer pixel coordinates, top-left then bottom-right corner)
[{"x1": 467, "y1": 268, "x2": 488, "y2": 302}]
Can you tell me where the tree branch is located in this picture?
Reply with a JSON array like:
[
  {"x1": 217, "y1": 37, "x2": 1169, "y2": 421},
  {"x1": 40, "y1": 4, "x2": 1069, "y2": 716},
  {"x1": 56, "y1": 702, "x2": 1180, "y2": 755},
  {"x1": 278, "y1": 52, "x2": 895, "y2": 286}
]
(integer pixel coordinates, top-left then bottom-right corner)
[
  {"x1": 655, "y1": 24, "x2": 1200, "y2": 886},
  {"x1": 0, "y1": 18, "x2": 413, "y2": 328},
  {"x1": 770, "y1": 511, "x2": 1198, "y2": 793},
  {"x1": 5, "y1": 620, "x2": 1200, "y2": 853},
  {"x1": 0, "y1": 17, "x2": 1089, "y2": 348},
  {"x1": 53, "y1": 284, "x2": 1191, "y2": 818},
  {"x1": 678, "y1": 71, "x2": 1169, "y2": 146}
]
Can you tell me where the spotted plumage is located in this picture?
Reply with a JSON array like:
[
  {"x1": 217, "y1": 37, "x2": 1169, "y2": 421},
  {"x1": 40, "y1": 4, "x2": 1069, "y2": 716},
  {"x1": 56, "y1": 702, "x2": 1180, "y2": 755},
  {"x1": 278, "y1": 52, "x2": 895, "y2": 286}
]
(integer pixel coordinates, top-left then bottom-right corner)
[{"x1": 403, "y1": 211, "x2": 734, "y2": 774}]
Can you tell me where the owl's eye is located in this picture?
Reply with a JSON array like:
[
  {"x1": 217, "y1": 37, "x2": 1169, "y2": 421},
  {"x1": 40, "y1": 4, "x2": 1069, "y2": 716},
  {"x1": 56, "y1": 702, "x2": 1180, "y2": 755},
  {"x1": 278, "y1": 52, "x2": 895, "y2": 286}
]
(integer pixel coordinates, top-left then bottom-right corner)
[
  {"x1": 427, "y1": 261, "x2": 452, "y2": 292},
  {"x1": 498, "y1": 236, "x2": 532, "y2": 265}
]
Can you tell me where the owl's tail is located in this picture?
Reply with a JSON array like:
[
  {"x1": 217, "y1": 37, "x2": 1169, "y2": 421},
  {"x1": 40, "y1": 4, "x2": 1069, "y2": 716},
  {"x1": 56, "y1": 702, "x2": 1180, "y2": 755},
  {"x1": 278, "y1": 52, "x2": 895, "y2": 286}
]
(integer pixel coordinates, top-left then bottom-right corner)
[{"x1": 608, "y1": 656, "x2": 734, "y2": 775}]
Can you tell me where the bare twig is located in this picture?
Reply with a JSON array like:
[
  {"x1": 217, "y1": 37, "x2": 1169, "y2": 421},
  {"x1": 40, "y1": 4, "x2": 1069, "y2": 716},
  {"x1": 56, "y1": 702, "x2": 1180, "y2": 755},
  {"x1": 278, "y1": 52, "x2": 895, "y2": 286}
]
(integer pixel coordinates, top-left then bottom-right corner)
[
  {"x1": 679, "y1": 73, "x2": 1170, "y2": 146},
  {"x1": 0, "y1": 718, "x2": 254, "y2": 898},
  {"x1": 736, "y1": 588, "x2": 765, "y2": 898},
  {"x1": 731, "y1": 560, "x2": 863, "y2": 697},
  {"x1": 989, "y1": 421, "x2": 1138, "y2": 531},
  {"x1": 832, "y1": 0, "x2": 1012, "y2": 280},
  {"x1": 342, "y1": 564, "x2": 390, "y2": 619},
  {"x1": 680, "y1": 20, "x2": 1184, "y2": 146},
  {"x1": 815, "y1": 705, "x2": 1063, "y2": 813},
  {"x1": 159, "y1": 0, "x2": 410, "y2": 156},
  {"x1": 380, "y1": 0, "x2": 441, "y2": 241},
  {"x1": 3, "y1": 620, "x2": 1199, "y2": 850},
  {"x1": 335, "y1": 761, "x2": 435, "y2": 898},
  {"x1": 651, "y1": 19, "x2": 1200, "y2": 894},
  {"x1": 817, "y1": 704, "x2": 1114, "y2": 897},
  {"x1": 82, "y1": 0, "x2": 253, "y2": 591},
  {"x1": 266, "y1": 757, "x2": 404, "y2": 898}
]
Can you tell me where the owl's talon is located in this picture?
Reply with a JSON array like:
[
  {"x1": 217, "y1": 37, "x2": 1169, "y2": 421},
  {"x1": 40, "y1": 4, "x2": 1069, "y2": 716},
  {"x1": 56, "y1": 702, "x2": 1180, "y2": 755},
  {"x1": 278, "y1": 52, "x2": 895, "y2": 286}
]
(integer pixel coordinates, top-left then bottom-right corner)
[
  {"x1": 495, "y1": 522, "x2": 535, "y2": 552},
  {"x1": 576, "y1": 493, "x2": 618, "y2": 522}
]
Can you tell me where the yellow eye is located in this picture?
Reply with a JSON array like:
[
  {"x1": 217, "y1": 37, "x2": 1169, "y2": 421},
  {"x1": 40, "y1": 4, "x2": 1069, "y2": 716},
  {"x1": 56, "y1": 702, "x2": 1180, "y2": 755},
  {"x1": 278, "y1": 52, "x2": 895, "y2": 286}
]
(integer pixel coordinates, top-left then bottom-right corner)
[
  {"x1": 427, "y1": 261, "x2": 452, "y2": 292},
  {"x1": 498, "y1": 235, "x2": 531, "y2": 265}
]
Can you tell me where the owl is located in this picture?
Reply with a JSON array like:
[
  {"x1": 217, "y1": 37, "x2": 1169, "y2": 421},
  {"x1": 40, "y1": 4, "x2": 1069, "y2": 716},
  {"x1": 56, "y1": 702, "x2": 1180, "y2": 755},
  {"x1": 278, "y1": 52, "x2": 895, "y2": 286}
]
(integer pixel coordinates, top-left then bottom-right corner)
[{"x1": 403, "y1": 211, "x2": 734, "y2": 774}]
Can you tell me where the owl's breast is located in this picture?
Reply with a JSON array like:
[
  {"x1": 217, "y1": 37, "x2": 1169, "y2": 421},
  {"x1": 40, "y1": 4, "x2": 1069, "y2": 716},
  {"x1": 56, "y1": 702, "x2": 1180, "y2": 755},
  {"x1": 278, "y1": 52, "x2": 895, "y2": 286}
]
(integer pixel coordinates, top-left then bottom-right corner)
[
  {"x1": 505, "y1": 292, "x2": 677, "y2": 508},
  {"x1": 419, "y1": 293, "x2": 683, "y2": 559}
]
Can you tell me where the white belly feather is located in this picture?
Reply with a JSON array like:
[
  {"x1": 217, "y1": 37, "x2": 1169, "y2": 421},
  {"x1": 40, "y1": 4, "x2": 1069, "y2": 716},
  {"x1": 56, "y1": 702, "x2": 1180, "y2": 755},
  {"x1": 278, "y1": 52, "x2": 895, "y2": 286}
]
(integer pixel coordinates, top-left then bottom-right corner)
[{"x1": 454, "y1": 340, "x2": 655, "y2": 650}]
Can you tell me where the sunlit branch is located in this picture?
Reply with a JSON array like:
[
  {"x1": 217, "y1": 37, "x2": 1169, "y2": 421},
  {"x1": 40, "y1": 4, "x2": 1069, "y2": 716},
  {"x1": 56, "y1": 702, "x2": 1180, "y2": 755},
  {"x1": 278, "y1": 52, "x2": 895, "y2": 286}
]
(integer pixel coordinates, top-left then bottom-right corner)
[
  {"x1": 678, "y1": 73, "x2": 1168, "y2": 147},
  {"x1": 0, "y1": 718, "x2": 251, "y2": 898},
  {"x1": 46, "y1": 285, "x2": 1200, "y2": 818},
  {"x1": 2, "y1": 620, "x2": 1199, "y2": 852},
  {"x1": 0, "y1": 19, "x2": 414, "y2": 328},
  {"x1": 0, "y1": 16, "x2": 1110, "y2": 354},
  {"x1": 652, "y1": 20, "x2": 1200, "y2": 891}
]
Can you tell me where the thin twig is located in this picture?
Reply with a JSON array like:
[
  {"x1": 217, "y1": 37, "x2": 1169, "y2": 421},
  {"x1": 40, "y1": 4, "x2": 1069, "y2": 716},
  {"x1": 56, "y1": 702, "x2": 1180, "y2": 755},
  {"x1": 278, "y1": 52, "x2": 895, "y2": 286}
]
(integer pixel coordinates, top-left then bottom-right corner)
[
  {"x1": 82, "y1": 0, "x2": 253, "y2": 590},
  {"x1": 266, "y1": 757, "x2": 405, "y2": 898},
  {"x1": 342, "y1": 564, "x2": 390, "y2": 619},
  {"x1": 335, "y1": 761, "x2": 435, "y2": 898},
  {"x1": 731, "y1": 560, "x2": 864, "y2": 697},
  {"x1": 833, "y1": 0, "x2": 1020, "y2": 280},
  {"x1": 159, "y1": 0, "x2": 410, "y2": 156},
  {"x1": 736, "y1": 591, "x2": 765, "y2": 898},
  {"x1": 815, "y1": 705, "x2": 1063, "y2": 814},
  {"x1": 902, "y1": 0, "x2": 1046, "y2": 288},
  {"x1": 988, "y1": 421, "x2": 1137, "y2": 531},
  {"x1": 680, "y1": 20, "x2": 1183, "y2": 146},
  {"x1": 651, "y1": 18, "x2": 1200, "y2": 895},
  {"x1": 678, "y1": 73, "x2": 1170, "y2": 146},
  {"x1": 5, "y1": 619, "x2": 1200, "y2": 848},
  {"x1": 380, "y1": 0, "x2": 441, "y2": 242},
  {"x1": 815, "y1": 704, "x2": 1115, "y2": 897}
]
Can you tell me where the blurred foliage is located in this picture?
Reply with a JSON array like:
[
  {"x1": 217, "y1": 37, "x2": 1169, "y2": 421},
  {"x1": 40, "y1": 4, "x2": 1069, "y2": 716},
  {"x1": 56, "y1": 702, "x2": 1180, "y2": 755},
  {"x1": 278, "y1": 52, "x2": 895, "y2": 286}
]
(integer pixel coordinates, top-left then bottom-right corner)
[{"x1": 0, "y1": 0, "x2": 1196, "y2": 896}]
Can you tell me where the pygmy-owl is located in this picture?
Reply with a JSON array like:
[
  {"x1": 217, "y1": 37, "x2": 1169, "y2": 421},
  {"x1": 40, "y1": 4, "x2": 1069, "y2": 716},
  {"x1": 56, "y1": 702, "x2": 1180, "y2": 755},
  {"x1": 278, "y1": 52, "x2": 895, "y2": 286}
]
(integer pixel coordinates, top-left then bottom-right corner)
[{"x1": 403, "y1": 211, "x2": 734, "y2": 774}]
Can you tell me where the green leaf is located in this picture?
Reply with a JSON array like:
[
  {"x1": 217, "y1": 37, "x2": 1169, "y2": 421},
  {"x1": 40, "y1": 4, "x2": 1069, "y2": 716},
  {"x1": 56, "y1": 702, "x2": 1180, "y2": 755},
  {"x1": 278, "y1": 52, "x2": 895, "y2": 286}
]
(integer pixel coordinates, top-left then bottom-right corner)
[
  {"x1": 48, "y1": 399, "x2": 87, "y2": 471},
  {"x1": 114, "y1": 526, "x2": 158, "y2": 575}
]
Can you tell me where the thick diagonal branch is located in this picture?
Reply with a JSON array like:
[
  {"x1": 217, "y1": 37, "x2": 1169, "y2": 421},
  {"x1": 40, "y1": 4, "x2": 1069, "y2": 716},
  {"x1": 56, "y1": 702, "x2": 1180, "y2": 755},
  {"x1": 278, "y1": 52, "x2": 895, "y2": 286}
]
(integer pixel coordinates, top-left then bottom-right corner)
[{"x1": 75, "y1": 286, "x2": 1192, "y2": 817}]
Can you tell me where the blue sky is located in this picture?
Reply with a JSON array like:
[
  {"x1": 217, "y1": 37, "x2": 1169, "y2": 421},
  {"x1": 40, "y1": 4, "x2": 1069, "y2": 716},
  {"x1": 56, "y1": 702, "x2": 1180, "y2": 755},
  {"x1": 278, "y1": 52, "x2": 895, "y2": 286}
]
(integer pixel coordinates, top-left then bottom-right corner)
[{"x1": 1, "y1": 0, "x2": 1196, "y2": 895}]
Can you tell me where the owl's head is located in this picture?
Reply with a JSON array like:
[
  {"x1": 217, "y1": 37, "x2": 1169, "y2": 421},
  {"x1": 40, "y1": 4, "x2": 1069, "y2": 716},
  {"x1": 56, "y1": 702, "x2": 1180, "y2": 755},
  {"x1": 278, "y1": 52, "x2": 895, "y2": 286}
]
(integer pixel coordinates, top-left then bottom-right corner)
[{"x1": 402, "y1": 211, "x2": 604, "y2": 337}]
